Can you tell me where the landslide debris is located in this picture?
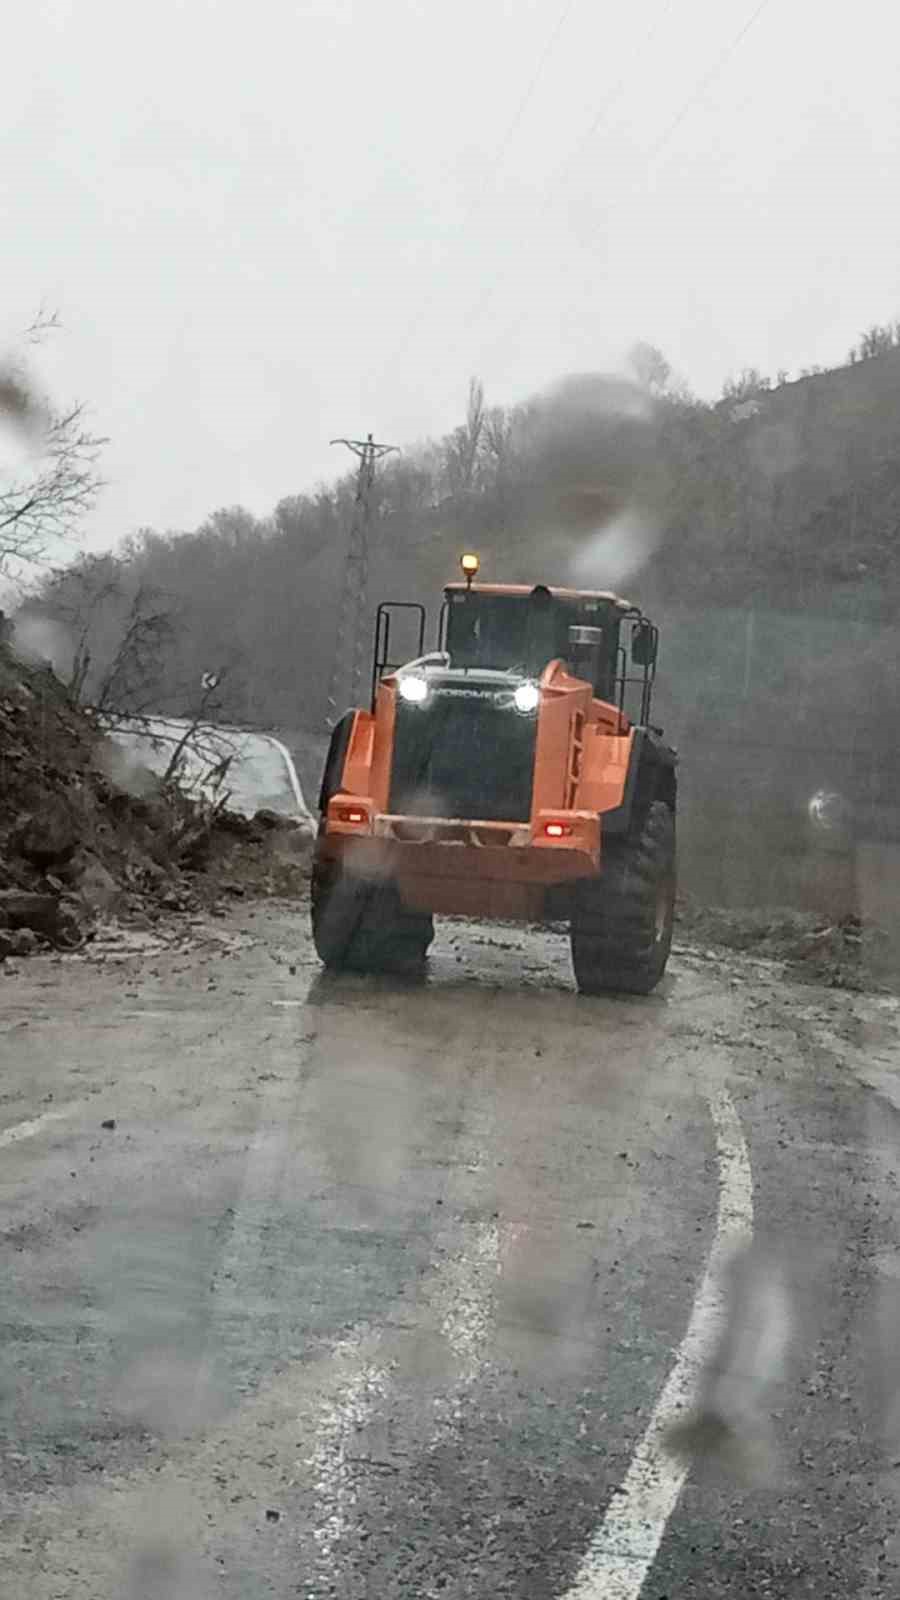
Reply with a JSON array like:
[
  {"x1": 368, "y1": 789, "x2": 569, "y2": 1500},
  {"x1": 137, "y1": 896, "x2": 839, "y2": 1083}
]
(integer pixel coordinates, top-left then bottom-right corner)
[
  {"x1": 0, "y1": 641, "x2": 310, "y2": 960},
  {"x1": 676, "y1": 895, "x2": 894, "y2": 991}
]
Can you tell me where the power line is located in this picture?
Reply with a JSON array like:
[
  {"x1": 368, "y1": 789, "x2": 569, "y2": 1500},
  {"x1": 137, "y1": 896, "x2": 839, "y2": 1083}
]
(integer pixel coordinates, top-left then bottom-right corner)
[
  {"x1": 641, "y1": 0, "x2": 774, "y2": 164},
  {"x1": 383, "y1": 0, "x2": 674, "y2": 379},
  {"x1": 491, "y1": 0, "x2": 580, "y2": 169},
  {"x1": 553, "y1": 0, "x2": 676, "y2": 187},
  {"x1": 434, "y1": 0, "x2": 676, "y2": 346},
  {"x1": 325, "y1": 434, "x2": 398, "y2": 729},
  {"x1": 378, "y1": 0, "x2": 580, "y2": 377},
  {"x1": 429, "y1": 0, "x2": 776, "y2": 372}
]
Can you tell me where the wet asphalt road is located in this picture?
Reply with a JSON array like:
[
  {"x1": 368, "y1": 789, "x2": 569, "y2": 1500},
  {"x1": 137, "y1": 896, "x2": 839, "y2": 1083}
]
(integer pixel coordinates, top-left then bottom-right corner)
[{"x1": 1, "y1": 902, "x2": 900, "y2": 1598}]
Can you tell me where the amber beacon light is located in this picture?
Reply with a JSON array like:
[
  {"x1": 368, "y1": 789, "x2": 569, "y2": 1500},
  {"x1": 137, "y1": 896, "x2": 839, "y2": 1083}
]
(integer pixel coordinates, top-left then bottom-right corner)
[{"x1": 460, "y1": 551, "x2": 480, "y2": 588}]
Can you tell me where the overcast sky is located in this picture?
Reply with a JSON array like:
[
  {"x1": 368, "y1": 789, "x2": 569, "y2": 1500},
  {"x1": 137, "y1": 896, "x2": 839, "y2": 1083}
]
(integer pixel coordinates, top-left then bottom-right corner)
[{"x1": 3, "y1": 0, "x2": 898, "y2": 554}]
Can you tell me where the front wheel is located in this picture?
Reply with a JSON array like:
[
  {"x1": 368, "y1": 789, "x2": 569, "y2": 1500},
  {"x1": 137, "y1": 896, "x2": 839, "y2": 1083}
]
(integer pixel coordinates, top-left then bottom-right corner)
[
  {"x1": 311, "y1": 854, "x2": 434, "y2": 973},
  {"x1": 570, "y1": 801, "x2": 676, "y2": 996}
]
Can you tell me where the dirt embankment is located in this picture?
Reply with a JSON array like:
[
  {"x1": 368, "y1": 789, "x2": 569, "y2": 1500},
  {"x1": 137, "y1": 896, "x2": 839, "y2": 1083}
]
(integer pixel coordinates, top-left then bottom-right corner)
[
  {"x1": 676, "y1": 895, "x2": 895, "y2": 992},
  {"x1": 0, "y1": 644, "x2": 311, "y2": 961}
]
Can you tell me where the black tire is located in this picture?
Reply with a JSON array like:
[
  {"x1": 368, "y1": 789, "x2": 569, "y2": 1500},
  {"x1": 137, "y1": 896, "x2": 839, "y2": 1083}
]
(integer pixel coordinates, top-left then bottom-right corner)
[
  {"x1": 311, "y1": 855, "x2": 434, "y2": 973},
  {"x1": 570, "y1": 801, "x2": 675, "y2": 995}
]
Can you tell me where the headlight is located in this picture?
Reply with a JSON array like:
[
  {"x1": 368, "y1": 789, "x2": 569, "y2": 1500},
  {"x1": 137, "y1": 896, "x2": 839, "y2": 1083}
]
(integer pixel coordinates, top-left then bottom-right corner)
[
  {"x1": 398, "y1": 674, "x2": 429, "y2": 705},
  {"x1": 513, "y1": 681, "x2": 540, "y2": 714}
]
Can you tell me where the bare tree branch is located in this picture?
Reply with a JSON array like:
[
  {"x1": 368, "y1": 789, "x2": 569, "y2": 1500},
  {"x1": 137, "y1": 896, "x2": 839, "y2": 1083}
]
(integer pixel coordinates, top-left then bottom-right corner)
[
  {"x1": 163, "y1": 668, "x2": 233, "y2": 784},
  {"x1": 92, "y1": 585, "x2": 178, "y2": 715},
  {"x1": 0, "y1": 314, "x2": 105, "y2": 572}
]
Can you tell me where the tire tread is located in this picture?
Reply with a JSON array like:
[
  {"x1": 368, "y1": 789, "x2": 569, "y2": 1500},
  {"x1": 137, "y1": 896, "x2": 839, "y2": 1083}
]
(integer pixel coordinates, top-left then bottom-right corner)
[{"x1": 571, "y1": 802, "x2": 675, "y2": 996}]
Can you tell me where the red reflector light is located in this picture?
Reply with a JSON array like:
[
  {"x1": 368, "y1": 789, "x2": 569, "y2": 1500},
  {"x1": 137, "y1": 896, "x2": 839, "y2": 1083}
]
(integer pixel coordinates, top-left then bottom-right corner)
[
  {"x1": 544, "y1": 822, "x2": 572, "y2": 838},
  {"x1": 339, "y1": 807, "x2": 366, "y2": 824}
]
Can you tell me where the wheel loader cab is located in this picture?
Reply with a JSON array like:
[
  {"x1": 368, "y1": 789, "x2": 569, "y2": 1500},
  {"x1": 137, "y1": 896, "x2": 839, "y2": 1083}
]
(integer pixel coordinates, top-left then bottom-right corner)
[
  {"x1": 312, "y1": 559, "x2": 677, "y2": 996},
  {"x1": 443, "y1": 583, "x2": 623, "y2": 702}
]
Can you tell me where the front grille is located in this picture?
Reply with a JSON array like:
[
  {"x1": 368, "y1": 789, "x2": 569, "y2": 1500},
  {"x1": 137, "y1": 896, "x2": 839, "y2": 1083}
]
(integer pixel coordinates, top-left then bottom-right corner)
[{"x1": 389, "y1": 690, "x2": 537, "y2": 822}]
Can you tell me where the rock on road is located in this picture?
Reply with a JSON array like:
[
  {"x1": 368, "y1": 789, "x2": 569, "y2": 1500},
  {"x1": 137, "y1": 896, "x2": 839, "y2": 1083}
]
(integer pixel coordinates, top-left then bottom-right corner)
[{"x1": 1, "y1": 902, "x2": 900, "y2": 1598}]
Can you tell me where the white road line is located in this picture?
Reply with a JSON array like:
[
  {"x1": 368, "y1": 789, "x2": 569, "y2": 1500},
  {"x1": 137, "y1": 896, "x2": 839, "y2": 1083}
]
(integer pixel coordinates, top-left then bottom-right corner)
[
  {"x1": 431, "y1": 1218, "x2": 502, "y2": 1431},
  {"x1": 0, "y1": 1107, "x2": 72, "y2": 1150},
  {"x1": 301, "y1": 1217, "x2": 502, "y2": 1591},
  {"x1": 436, "y1": 1218, "x2": 501, "y2": 1372},
  {"x1": 564, "y1": 1088, "x2": 754, "y2": 1600},
  {"x1": 305, "y1": 1333, "x2": 393, "y2": 1573}
]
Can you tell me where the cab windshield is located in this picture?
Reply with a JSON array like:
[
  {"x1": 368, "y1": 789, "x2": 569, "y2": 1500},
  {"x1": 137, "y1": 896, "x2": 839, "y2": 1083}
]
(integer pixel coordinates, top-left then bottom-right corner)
[{"x1": 445, "y1": 594, "x2": 564, "y2": 676}]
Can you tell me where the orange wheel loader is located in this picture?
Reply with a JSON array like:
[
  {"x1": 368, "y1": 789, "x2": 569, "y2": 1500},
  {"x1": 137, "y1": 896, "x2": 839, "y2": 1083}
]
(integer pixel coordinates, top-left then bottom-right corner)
[{"x1": 312, "y1": 555, "x2": 677, "y2": 994}]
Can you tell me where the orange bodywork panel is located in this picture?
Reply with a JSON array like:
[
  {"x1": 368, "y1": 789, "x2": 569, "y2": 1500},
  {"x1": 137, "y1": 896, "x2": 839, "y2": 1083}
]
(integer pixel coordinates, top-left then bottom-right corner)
[
  {"x1": 580, "y1": 725, "x2": 636, "y2": 814},
  {"x1": 321, "y1": 662, "x2": 636, "y2": 915},
  {"x1": 340, "y1": 710, "x2": 376, "y2": 800},
  {"x1": 368, "y1": 682, "x2": 396, "y2": 814},
  {"x1": 531, "y1": 659, "x2": 630, "y2": 816}
]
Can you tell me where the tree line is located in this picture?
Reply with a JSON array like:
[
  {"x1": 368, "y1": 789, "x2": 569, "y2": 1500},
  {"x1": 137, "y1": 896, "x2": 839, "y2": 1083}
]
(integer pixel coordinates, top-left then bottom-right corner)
[{"x1": 4, "y1": 324, "x2": 900, "y2": 762}]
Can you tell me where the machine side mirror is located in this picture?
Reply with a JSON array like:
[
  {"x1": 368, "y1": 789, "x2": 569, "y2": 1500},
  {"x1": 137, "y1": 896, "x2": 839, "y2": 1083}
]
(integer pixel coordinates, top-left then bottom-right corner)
[{"x1": 631, "y1": 620, "x2": 658, "y2": 667}]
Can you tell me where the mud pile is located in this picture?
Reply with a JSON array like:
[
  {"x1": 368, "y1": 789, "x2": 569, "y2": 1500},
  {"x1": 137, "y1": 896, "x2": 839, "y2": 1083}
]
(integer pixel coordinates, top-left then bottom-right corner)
[
  {"x1": 0, "y1": 642, "x2": 310, "y2": 960},
  {"x1": 677, "y1": 896, "x2": 893, "y2": 991}
]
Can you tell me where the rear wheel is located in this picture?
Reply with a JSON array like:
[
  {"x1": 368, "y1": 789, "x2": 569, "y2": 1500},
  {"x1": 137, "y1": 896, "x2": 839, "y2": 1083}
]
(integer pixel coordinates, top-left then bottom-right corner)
[
  {"x1": 570, "y1": 801, "x2": 675, "y2": 995},
  {"x1": 311, "y1": 854, "x2": 434, "y2": 973}
]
